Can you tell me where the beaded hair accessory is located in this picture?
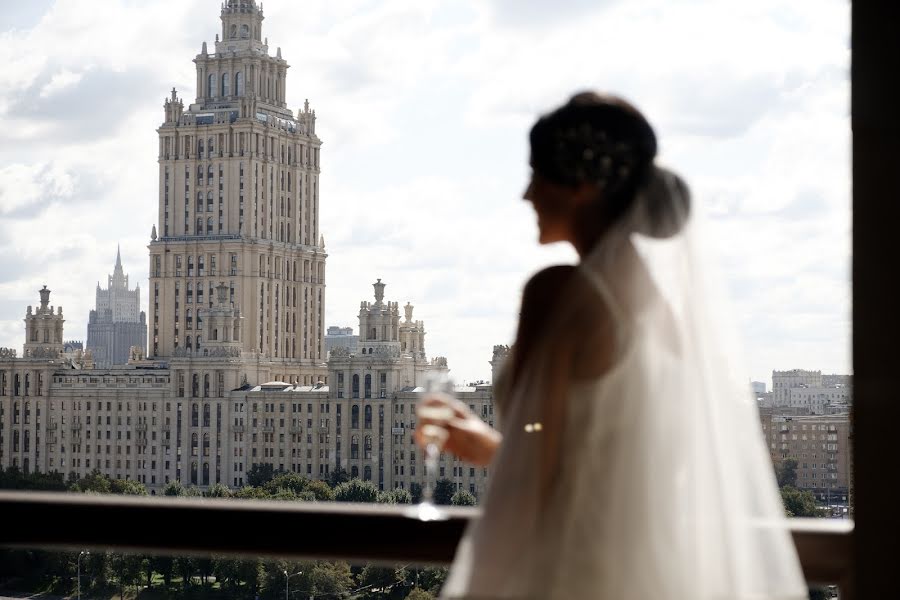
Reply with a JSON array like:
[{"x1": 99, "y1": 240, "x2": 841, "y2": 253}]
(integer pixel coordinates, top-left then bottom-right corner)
[{"x1": 549, "y1": 123, "x2": 640, "y2": 191}]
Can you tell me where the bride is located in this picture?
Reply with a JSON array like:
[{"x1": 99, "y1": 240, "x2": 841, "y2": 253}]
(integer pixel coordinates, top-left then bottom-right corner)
[{"x1": 416, "y1": 92, "x2": 807, "y2": 599}]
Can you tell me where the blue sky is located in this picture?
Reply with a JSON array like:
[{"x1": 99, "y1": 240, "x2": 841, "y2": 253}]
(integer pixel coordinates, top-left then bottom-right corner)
[{"x1": 0, "y1": 0, "x2": 851, "y2": 387}]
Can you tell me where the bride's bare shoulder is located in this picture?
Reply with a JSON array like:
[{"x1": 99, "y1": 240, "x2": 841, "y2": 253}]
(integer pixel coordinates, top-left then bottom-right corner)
[{"x1": 519, "y1": 265, "x2": 616, "y2": 378}]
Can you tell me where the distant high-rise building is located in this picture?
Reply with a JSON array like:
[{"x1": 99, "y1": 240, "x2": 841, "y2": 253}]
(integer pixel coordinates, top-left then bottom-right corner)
[
  {"x1": 149, "y1": 0, "x2": 326, "y2": 382},
  {"x1": 325, "y1": 326, "x2": 358, "y2": 356},
  {"x1": 86, "y1": 248, "x2": 147, "y2": 367},
  {"x1": 772, "y1": 369, "x2": 822, "y2": 406},
  {"x1": 751, "y1": 381, "x2": 767, "y2": 395}
]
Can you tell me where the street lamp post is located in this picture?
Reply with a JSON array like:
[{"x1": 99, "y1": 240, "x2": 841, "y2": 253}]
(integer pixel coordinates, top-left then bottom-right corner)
[
  {"x1": 283, "y1": 569, "x2": 302, "y2": 600},
  {"x1": 77, "y1": 550, "x2": 90, "y2": 600}
]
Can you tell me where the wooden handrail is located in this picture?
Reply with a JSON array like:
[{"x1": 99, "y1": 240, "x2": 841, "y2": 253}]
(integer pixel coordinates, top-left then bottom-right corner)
[{"x1": 0, "y1": 491, "x2": 853, "y2": 587}]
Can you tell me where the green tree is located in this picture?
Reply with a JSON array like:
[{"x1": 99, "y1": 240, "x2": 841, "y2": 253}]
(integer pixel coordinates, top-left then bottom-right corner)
[
  {"x1": 175, "y1": 557, "x2": 196, "y2": 591},
  {"x1": 450, "y1": 489, "x2": 476, "y2": 506},
  {"x1": 334, "y1": 479, "x2": 379, "y2": 503},
  {"x1": 155, "y1": 555, "x2": 175, "y2": 589},
  {"x1": 377, "y1": 488, "x2": 412, "y2": 505},
  {"x1": 205, "y1": 482, "x2": 233, "y2": 498},
  {"x1": 69, "y1": 469, "x2": 112, "y2": 494},
  {"x1": 417, "y1": 567, "x2": 448, "y2": 595},
  {"x1": 263, "y1": 472, "x2": 310, "y2": 496},
  {"x1": 433, "y1": 479, "x2": 455, "y2": 506},
  {"x1": 247, "y1": 463, "x2": 279, "y2": 487},
  {"x1": 409, "y1": 483, "x2": 423, "y2": 504},
  {"x1": 269, "y1": 487, "x2": 300, "y2": 501},
  {"x1": 234, "y1": 485, "x2": 271, "y2": 500},
  {"x1": 306, "y1": 479, "x2": 335, "y2": 501},
  {"x1": 328, "y1": 466, "x2": 351, "y2": 488},
  {"x1": 781, "y1": 486, "x2": 826, "y2": 517},
  {"x1": 406, "y1": 587, "x2": 436, "y2": 600},
  {"x1": 163, "y1": 480, "x2": 186, "y2": 496},
  {"x1": 110, "y1": 478, "x2": 148, "y2": 496},
  {"x1": 775, "y1": 459, "x2": 799, "y2": 488},
  {"x1": 359, "y1": 563, "x2": 408, "y2": 599},
  {"x1": 308, "y1": 561, "x2": 354, "y2": 600}
]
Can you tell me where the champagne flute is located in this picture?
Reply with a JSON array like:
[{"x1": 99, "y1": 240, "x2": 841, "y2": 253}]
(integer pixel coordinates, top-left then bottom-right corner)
[{"x1": 406, "y1": 372, "x2": 455, "y2": 521}]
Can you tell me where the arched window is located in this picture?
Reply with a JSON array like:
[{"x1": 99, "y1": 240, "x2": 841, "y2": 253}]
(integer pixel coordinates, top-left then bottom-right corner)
[
  {"x1": 203, "y1": 432, "x2": 210, "y2": 456},
  {"x1": 351, "y1": 435, "x2": 359, "y2": 459},
  {"x1": 196, "y1": 217, "x2": 203, "y2": 234},
  {"x1": 191, "y1": 433, "x2": 198, "y2": 456},
  {"x1": 207, "y1": 217, "x2": 213, "y2": 234},
  {"x1": 12, "y1": 430, "x2": 19, "y2": 452},
  {"x1": 208, "y1": 138, "x2": 214, "y2": 158},
  {"x1": 207, "y1": 74, "x2": 215, "y2": 98},
  {"x1": 203, "y1": 374, "x2": 210, "y2": 398},
  {"x1": 198, "y1": 139, "x2": 205, "y2": 156},
  {"x1": 191, "y1": 461, "x2": 198, "y2": 485},
  {"x1": 191, "y1": 403, "x2": 199, "y2": 426},
  {"x1": 235, "y1": 71, "x2": 244, "y2": 96},
  {"x1": 351, "y1": 466, "x2": 359, "y2": 479},
  {"x1": 197, "y1": 191, "x2": 203, "y2": 212},
  {"x1": 241, "y1": 24, "x2": 250, "y2": 39},
  {"x1": 363, "y1": 466, "x2": 372, "y2": 481},
  {"x1": 364, "y1": 435, "x2": 372, "y2": 459},
  {"x1": 186, "y1": 308, "x2": 193, "y2": 329},
  {"x1": 351, "y1": 405, "x2": 359, "y2": 429},
  {"x1": 364, "y1": 405, "x2": 372, "y2": 429},
  {"x1": 203, "y1": 462, "x2": 210, "y2": 485},
  {"x1": 186, "y1": 335, "x2": 193, "y2": 350},
  {"x1": 352, "y1": 375, "x2": 360, "y2": 398},
  {"x1": 364, "y1": 374, "x2": 372, "y2": 399},
  {"x1": 192, "y1": 375, "x2": 200, "y2": 398},
  {"x1": 230, "y1": 24, "x2": 237, "y2": 39},
  {"x1": 197, "y1": 165, "x2": 204, "y2": 183},
  {"x1": 222, "y1": 72, "x2": 230, "y2": 97}
]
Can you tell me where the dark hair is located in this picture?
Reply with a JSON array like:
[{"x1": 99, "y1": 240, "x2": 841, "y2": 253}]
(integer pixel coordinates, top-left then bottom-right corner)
[{"x1": 529, "y1": 92, "x2": 689, "y2": 238}]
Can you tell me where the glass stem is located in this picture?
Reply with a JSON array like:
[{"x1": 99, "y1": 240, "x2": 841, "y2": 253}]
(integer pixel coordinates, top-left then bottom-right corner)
[{"x1": 424, "y1": 443, "x2": 438, "y2": 503}]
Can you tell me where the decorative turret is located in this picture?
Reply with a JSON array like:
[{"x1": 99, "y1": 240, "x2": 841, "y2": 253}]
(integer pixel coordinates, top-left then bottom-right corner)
[
  {"x1": 163, "y1": 88, "x2": 184, "y2": 124},
  {"x1": 24, "y1": 286, "x2": 65, "y2": 358},
  {"x1": 490, "y1": 345, "x2": 511, "y2": 384}
]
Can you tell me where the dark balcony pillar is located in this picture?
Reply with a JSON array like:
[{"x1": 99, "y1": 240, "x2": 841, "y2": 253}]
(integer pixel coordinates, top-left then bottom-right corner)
[{"x1": 852, "y1": 4, "x2": 900, "y2": 600}]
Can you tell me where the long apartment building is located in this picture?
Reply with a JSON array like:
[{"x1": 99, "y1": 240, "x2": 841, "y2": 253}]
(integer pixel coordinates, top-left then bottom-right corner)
[{"x1": 759, "y1": 408, "x2": 852, "y2": 503}]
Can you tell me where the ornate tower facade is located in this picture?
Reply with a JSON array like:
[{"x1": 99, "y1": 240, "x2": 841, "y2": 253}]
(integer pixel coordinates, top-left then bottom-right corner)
[
  {"x1": 87, "y1": 247, "x2": 147, "y2": 367},
  {"x1": 149, "y1": 0, "x2": 326, "y2": 384},
  {"x1": 23, "y1": 286, "x2": 64, "y2": 359}
]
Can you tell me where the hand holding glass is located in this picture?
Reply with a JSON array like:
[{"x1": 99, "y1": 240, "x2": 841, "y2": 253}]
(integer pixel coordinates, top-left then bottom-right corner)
[{"x1": 406, "y1": 374, "x2": 455, "y2": 521}]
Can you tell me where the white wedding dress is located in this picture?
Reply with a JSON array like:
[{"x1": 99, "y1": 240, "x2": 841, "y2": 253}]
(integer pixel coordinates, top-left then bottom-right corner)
[{"x1": 440, "y1": 203, "x2": 807, "y2": 599}]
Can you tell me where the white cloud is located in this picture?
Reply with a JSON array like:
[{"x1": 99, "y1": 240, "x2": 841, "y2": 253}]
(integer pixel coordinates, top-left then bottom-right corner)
[
  {"x1": 38, "y1": 68, "x2": 84, "y2": 98},
  {"x1": 0, "y1": 0, "x2": 851, "y2": 386}
]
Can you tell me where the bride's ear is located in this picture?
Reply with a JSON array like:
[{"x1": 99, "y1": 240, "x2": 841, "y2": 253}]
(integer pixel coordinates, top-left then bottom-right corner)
[{"x1": 572, "y1": 181, "x2": 601, "y2": 207}]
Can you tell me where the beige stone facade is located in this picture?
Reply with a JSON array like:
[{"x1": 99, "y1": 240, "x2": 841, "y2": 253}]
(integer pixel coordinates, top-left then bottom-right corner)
[
  {"x1": 759, "y1": 408, "x2": 852, "y2": 503},
  {"x1": 1, "y1": 283, "x2": 496, "y2": 497},
  {"x1": 150, "y1": 0, "x2": 326, "y2": 386}
]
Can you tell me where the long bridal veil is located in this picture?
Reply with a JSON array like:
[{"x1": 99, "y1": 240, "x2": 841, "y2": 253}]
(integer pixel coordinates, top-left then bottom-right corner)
[
  {"x1": 609, "y1": 166, "x2": 808, "y2": 599},
  {"x1": 442, "y1": 166, "x2": 807, "y2": 599}
]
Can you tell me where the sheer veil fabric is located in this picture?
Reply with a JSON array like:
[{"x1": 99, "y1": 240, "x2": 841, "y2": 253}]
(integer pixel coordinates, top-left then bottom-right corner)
[{"x1": 440, "y1": 167, "x2": 807, "y2": 599}]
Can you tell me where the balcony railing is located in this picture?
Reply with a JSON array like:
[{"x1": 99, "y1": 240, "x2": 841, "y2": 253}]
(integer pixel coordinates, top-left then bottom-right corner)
[{"x1": 0, "y1": 491, "x2": 853, "y2": 598}]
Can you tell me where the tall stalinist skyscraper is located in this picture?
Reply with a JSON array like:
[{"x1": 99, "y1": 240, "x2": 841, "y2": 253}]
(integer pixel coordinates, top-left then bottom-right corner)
[
  {"x1": 150, "y1": 0, "x2": 326, "y2": 384},
  {"x1": 86, "y1": 247, "x2": 147, "y2": 368}
]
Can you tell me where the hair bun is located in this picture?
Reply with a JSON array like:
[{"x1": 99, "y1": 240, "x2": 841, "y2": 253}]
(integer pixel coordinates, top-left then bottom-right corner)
[{"x1": 631, "y1": 165, "x2": 691, "y2": 239}]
